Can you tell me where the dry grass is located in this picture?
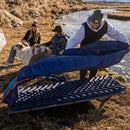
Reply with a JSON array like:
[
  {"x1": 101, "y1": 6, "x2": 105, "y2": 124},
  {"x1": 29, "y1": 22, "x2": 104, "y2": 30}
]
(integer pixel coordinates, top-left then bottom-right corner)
[
  {"x1": 107, "y1": 12, "x2": 130, "y2": 20},
  {"x1": 117, "y1": 8, "x2": 130, "y2": 11},
  {"x1": 0, "y1": 1, "x2": 130, "y2": 130},
  {"x1": 85, "y1": 1, "x2": 130, "y2": 10},
  {"x1": 85, "y1": 2, "x2": 130, "y2": 20}
]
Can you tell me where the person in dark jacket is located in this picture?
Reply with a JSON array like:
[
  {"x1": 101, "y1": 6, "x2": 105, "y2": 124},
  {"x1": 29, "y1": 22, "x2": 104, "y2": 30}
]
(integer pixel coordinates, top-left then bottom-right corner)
[
  {"x1": 62, "y1": 10, "x2": 128, "y2": 79},
  {"x1": 3, "y1": 20, "x2": 41, "y2": 67},
  {"x1": 21, "y1": 22, "x2": 41, "y2": 46},
  {"x1": 27, "y1": 25, "x2": 69, "y2": 64},
  {"x1": 43, "y1": 25, "x2": 69, "y2": 55}
]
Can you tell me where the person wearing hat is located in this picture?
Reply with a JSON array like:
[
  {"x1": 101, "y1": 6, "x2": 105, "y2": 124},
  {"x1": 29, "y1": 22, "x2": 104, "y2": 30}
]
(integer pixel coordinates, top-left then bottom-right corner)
[
  {"x1": 63, "y1": 9, "x2": 128, "y2": 79},
  {"x1": 21, "y1": 20, "x2": 40, "y2": 46},
  {"x1": 42, "y1": 24, "x2": 69, "y2": 55},
  {"x1": 3, "y1": 20, "x2": 41, "y2": 67}
]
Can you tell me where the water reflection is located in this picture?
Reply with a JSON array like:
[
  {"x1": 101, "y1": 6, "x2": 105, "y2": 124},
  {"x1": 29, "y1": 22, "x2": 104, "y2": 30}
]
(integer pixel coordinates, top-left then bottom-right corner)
[{"x1": 56, "y1": 9, "x2": 130, "y2": 83}]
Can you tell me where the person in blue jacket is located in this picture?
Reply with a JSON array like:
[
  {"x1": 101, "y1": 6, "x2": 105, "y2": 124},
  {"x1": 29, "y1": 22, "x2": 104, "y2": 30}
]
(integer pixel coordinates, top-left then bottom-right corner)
[{"x1": 62, "y1": 9, "x2": 129, "y2": 79}]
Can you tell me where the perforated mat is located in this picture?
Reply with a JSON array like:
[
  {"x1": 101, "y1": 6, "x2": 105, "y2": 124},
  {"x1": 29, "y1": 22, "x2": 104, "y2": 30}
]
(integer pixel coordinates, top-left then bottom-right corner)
[{"x1": 8, "y1": 75, "x2": 126, "y2": 114}]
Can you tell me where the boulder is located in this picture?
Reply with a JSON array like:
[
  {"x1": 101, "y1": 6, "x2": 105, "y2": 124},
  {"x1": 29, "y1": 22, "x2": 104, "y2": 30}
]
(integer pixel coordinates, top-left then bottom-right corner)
[
  {"x1": 0, "y1": 10, "x2": 23, "y2": 27},
  {"x1": 29, "y1": 10, "x2": 40, "y2": 19}
]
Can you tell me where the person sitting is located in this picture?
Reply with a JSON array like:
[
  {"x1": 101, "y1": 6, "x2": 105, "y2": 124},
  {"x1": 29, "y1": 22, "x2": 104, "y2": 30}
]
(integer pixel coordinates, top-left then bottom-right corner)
[
  {"x1": 28, "y1": 24, "x2": 69, "y2": 64},
  {"x1": 43, "y1": 24, "x2": 69, "y2": 55},
  {"x1": 3, "y1": 20, "x2": 41, "y2": 67}
]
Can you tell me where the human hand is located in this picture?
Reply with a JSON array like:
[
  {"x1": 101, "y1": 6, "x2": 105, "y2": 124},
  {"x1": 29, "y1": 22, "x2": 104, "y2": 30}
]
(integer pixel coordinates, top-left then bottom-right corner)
[
  {"x1": 47, "y1": 49, "x2": 52, "y2": 55},
  {"x1": 21, "y1": 40, "x2": 26, "y2": 45},
  {"x1": 59, "y1": 50, "x2": 64, "y2": 55},
  {"x1": 27, "y1": 41, "x2": 31, "y2": 46}
]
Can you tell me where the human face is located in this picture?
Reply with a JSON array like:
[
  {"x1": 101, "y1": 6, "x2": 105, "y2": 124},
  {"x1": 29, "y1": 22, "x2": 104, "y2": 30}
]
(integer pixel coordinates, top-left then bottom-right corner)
[
  {"x1": 55, "y1": 31, "x2": 61, "y2": 36},
  {"x1": 55, "y1": 31, "x2": 58, "y2": 34},
  {"x1": 90, "y1": 22, "x2": 100, "y2": 30},
  {"x1": 32, "y1": 26, "x2": 37, "y2": 32}
]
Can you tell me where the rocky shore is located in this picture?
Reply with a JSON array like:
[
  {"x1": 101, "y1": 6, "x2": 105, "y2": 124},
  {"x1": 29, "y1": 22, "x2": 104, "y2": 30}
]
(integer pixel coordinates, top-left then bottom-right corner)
[{"x1": 1, "y1": 0, "x2": 130, "y2": 28}]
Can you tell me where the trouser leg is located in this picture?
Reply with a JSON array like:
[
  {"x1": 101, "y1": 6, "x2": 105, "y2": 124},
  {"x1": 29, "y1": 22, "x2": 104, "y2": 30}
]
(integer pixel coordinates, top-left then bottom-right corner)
[
  {"x1": 79, "y1": 44, "x2": 98, "y2": 79},
  {"x1": 80, "y1": 70, "x2": 88, "y2": 79},
  {"x1": 7, "y1": 45, "x2": 16, "y2": 63},
  {"x1": 7, "y1": 42, "x2": 29, "y2": 63},
  {"x1": 80, "y1": 44, "x2": 88, "y2": 79},
  {"x1": 89, "y1": 69, "x2": 98, "y2": 78},
  {"x1": 80, "y1": 69, "x2": 98, "y2": 79}
]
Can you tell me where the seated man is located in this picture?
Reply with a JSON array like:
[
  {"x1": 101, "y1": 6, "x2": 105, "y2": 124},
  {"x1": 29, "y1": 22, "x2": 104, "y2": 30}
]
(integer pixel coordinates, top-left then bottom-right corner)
[
  {"x1": 29, "y1": 25, "x2": 69, "y2": 64},
  {"x1": 44, "y1": 24, "x2": 69, "y2": 55},
  {"x1": 3, "y1": 20, "x2": 41, "y2": 67}
]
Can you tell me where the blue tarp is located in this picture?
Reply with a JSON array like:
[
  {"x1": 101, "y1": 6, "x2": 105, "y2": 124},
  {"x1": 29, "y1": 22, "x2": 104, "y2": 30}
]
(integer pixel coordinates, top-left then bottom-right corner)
[{"x1": 2, "y1": 40, "x2": 129, "y2": 104}]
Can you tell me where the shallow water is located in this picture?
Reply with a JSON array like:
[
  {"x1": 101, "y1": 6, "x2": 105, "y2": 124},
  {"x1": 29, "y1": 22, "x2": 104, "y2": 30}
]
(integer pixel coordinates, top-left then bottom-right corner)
[{"x1": 56, "y1": 9, "x2": 130, "y2": 83}]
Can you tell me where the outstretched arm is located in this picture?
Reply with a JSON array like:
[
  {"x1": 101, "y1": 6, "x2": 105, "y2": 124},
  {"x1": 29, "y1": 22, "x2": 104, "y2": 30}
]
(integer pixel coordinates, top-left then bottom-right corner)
[
  {"x1": 66, "y1": 25, "x2": 85, "y2": 49},
  {"x1": 21, "y1": 30, "x2": 31, "y2": 45},
  {"x1": 106, "y1": 22, "x2": 128, "y2": 43}
]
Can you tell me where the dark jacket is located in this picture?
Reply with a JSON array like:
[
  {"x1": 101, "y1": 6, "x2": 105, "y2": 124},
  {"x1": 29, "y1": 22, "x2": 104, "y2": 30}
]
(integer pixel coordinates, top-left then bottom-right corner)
[
  {"x1": 43, "y1": 34, "x2": 69, "y2": 54},
  {"x1": 22, "y1": 30, "x2": 41, "y2": 46},
  {"x1": 81, "y1": 20, "x2": 108, "y2": 46}
]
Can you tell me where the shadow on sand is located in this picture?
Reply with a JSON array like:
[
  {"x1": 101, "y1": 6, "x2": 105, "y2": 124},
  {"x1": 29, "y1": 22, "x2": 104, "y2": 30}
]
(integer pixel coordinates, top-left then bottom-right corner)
[{"x1": 0, "y1": 101, "x2": 108, "y2": 129}]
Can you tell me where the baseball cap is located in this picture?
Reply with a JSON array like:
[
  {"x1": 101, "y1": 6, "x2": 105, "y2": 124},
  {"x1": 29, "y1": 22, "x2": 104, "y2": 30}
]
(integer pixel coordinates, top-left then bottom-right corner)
[{"x1": 52, "y1": 25, "x2": 63, "y2": 33}]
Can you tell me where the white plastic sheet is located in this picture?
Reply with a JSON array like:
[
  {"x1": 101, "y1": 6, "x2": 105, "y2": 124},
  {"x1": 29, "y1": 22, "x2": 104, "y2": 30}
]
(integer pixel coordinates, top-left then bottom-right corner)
[{"x1": 0, "y1": 29, "x2": 7, "y2": 53}]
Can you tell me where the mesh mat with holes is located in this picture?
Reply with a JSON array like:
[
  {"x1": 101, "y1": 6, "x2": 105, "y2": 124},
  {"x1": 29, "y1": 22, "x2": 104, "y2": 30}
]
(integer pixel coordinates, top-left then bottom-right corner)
[{"x1": 8, "y1": 75, "x2": 126, "y2": 114}]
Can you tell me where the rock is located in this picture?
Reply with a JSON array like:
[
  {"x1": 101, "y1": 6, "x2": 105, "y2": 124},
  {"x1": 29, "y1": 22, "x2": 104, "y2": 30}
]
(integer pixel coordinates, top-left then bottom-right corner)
[
  {"x1": 0, "y1": 10, "x2": 23, "y2": 27},
  {"x1": 10, "y1": 9, "x2": 23, "y2": 19},
  {"x1": 0, "y1": 0, "x2": 7, "y2": 9},
  {"x1": 29, "y1": 10, "x2": 40, "y2": 19},
  {"x1": 82, "y1": 7, "x2": 87, "y2": 10}
]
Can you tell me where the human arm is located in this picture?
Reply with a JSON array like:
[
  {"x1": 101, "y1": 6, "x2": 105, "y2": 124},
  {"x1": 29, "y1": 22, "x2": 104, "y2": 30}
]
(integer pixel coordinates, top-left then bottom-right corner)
[
  {"x1": 106, "y1": 22, "x2": 128, "y2": 43},
  {"x1": 42, "y1": 41, "x2": 52, "y2": 46},
  {"x1": 42, "y1": 35, "x2": 53, "y2": 46},
  {"x1": 49, "y1": 35, "x2": 69, "y2": 54},
  {"x1": 46, "y1": 48, "x2": 52, "y2": 55},
  {"x1": 21, "y1": 30, "x2": 31, "y2": 45},
  {"x1": 66, "y1": 25, "x2": 85, "y2": 49}
]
